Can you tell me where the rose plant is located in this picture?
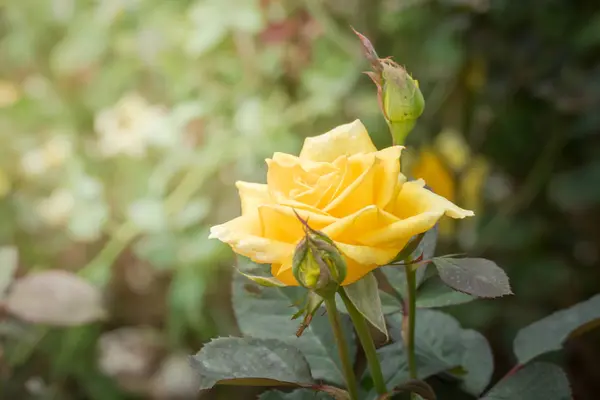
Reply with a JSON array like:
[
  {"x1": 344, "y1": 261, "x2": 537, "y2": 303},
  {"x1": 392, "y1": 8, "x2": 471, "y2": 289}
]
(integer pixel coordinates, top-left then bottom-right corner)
[{"x1": 190, "y1": 30, "x2": 594, "y2": 400}]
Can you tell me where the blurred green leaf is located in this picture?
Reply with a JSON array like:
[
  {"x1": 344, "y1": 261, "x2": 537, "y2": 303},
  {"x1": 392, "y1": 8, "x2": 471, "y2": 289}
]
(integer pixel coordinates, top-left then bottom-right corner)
[
  {"x1": 233, "y1": 261, "x2": 355, "y2": 385},
  {"x1": 548, "y1": 161, "x2": 600, "y2": 211},
  {"x1": 127, "y1": 197, "x2": 167, "y2": 233},
  {"x1": 481, "y1": 363, "x2": 571, "y2": 400},
  {"x1": 50, "y1": 15, "x2": 108, "y2": 75},
  {"x1": 190, "y1": 337, "x2": 313, "y2": 389},
  {"x1": 432, "y1": 258, "x2": 512, "y2": 298},
  {"x1": 0, "y1": 246, "x2": 18, "y2": 298},
  {"x1": 513, "y1": 294, "x2": 600, "y2": 364}
]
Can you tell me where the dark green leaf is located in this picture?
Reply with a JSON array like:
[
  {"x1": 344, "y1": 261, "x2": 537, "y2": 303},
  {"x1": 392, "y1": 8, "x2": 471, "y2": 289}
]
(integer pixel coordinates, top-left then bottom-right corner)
[
  {"x1": 416, "y1": 275, "x2": 475, "y2": 308},
  {"x1": 259, "y1": 389, "x2": 333, "y2": 399},
  {"x1": 513, "y1": 294, "x2": 600, "y2": 364},
  {"x1": 336, "y1": 290, "x2": 400, "y2": 316},
  {"x1": 371, "y1": 310, "x2": 493, "y2": 397},
  {"x1": 432, "y1": 258, "x2": 512, "y2": 298},
  {"x1": 190, "y1": 337, "x2": 313, "y2": 389},
  {"x1": 381, "y1": 264, "x2": 429, "y2": 301},
  {"x1": 481, "y1": 363, "x2": 571, "y2": 400},
  {"x1": 237, "y1": 269, "x2": 287, "y2": 287},
  {"x1": 233, "y1": 268, "x2": 355, "y2": 385},
  {"x1": 342, "y1": 272, "x2": 387, "y2": 337}
]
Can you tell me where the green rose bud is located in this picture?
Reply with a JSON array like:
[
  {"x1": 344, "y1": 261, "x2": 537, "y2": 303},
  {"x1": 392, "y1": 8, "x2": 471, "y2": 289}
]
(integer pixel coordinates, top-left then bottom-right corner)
[
  {"x1": 353, "y1": 28, "x2": 425, "y2": 145},
  {"x1": 381, "y1": 61, "x2": 425, "y2": 145},
  {"x1": 291, "y1": 213, "x2": 347, "y2": 298}
]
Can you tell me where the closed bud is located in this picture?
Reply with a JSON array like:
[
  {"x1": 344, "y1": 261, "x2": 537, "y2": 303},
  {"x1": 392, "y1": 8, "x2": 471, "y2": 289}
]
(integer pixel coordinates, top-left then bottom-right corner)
[
  {"x1": 381, "y1": 61, "x2": 425, "y2": 145},
  {"x1": 292, "y1": 214, "x2": 346, "y2": 298},
  {"x1": 353, "y1": 28, "x2": 425, "y2": 145}
]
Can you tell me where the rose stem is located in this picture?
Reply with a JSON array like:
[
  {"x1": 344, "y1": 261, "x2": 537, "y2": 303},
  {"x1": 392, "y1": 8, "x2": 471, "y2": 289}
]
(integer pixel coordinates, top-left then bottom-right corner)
[
  {"x1": 339, "y1": 289, "x2": 388, "y2": 395},
  {"x1": 403, "y1": 264, "x2": 418, "y2": 398},
  {"x1": 324, "y1": 297, "x2": 359, "y2": 400}
]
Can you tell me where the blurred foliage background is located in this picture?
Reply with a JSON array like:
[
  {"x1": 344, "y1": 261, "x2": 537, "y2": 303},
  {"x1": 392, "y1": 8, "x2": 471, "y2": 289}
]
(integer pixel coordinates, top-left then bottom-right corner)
[{"x1": 1, "y1": 0, "x2": 599, "y2": 399}]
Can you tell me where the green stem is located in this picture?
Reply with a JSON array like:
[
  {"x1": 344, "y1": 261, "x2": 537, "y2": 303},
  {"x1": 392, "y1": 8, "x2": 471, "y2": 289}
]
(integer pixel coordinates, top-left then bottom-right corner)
[
  {"x1": 324, "y1": 297, "x2": 359, "y2": 400},
  {"x1": 404, "y1": 265, "x2": 418, "y2": 380},
  {"x1": 339, "y1": 289, "x2": 387, "y2": 395}
]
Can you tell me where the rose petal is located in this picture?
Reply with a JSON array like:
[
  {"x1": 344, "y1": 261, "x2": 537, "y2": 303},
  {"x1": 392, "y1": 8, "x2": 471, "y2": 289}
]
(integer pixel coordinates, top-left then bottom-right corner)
[
  {"x1": 209, "y1": 216, "x2": 294, "y2": 264},
  {"x1": 324, "y1": 153, "x2": 377, "y2": 217},
  {"x1": 336, "y1": 243, "x2": 397, "y2": 267},
  {"x1": 391, "y1": 179, "x2": 474, "y2": 219},
  {"x1": 358, "y1": 210, "x2": 445, "y2": 247},
  {"x1": 258, "y1": 204, "x2": 336, "y2": 243},
  {"x1": 236, "y1": 181, "x2": 271, "y2": 218},
  {"x1": 299, "y1": 120, "x2": 377, "y2": 162},
  {"x1": 373, "y1": 146, "x2": 404, "y2": 208},
  {"x1": 359, "y1": 180, "x2": 474, "y2": 247},
  {"x1": 322, "y1": 205, "x2": 399, "y2": 244},
  {"x1": 266, "y1": 153, "x2": 338, "y2": 206}
]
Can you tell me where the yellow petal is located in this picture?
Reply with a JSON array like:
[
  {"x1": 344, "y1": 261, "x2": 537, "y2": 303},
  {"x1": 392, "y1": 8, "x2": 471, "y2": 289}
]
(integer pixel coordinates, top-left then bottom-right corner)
[
  {"x1": 392, "y1": 179, "x2": 474, "y2": 220},
  {"x1": 336, "y1": 242, "x2": 397, "y2": 266},
  {"x1": 271, "y1": 262, "x2": 298, "y2": 286},
  {"x1": 266, "y1": 153, "x2": 338, "y2": 207},
  {"x1": 322, "y1": 205, "x2": 399, "y2": 245},
  {"x1": 324, "y1": 154, "x2": 377, "y2": 217},
  {"x1": 258, "y1": 204, "x2": 336, "y2": 243},
  {"x1": 236, "y1": 181, "x2": 271, "y2": 217},
  {"x1": 299, "y1": 120, "x2": 377, "y2": 162},
  {"x1": 209, "y1": 216, "x2": 294, "y2": 265},
  {"x1": 358, "y1": 210, "x2": 445, "y2": 247},
  {"x1": 373, "y1": 146, "x2": 403, "y2": 209}
]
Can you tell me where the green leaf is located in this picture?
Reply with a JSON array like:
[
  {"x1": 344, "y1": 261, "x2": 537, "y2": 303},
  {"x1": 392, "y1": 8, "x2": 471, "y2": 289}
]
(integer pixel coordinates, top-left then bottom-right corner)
[
  {"x1": 416, "y1": 275, "x2": 475, "y2": 308},
  {"x1": 342, "y1": 272, "x2": 387, "y2": 337},
  {"x1": 381, "y1": 264, "x2": 429, "y2": 301},
  {"x1": 259, "y1": 389, "x2": 333, "y2": 399},
  {"x1": 336, "y1": 290, "x2": 400, "y2": 316},
  {"x1": 432, "y1": 258, "x2": 512, "y2": 298},
  {"x1": 233, "y1": 269, "x2": 355, "y2": 385},
  {"x1": 237, "y1": 269, "x2": 287, "y2": 287},
  {"x1": 190, "y1": 337, "x2": 313, "y2": 389},
  {"x1": 372, "y1": 310, "x2": 493, "y2": 397},
  {"x1": 513, "y1": 294, "x2": 600, "y2": 364},
  {"x1": 481, "y1": 363, "x2": 571, "y2": 400}
]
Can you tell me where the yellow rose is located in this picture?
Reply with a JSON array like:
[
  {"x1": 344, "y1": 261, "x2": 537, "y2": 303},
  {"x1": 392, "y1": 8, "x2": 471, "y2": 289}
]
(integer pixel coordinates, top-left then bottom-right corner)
[{"x1": 209, "y1": 120, "x2": 474, "y2": 286}]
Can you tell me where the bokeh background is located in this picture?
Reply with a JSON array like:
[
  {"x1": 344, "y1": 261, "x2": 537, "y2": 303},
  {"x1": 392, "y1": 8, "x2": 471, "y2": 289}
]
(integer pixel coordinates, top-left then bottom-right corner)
[{"x1": 1, "y1": 0, "x2": 599, "y2": 399}]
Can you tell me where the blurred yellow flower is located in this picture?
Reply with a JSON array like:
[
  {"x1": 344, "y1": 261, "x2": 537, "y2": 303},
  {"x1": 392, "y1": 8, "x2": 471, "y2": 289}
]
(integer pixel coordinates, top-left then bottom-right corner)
[
  {"x1": 209, "y1": 120, "x2": 474, "y2": 286},
  {"x1": 409, "y1": 129, "x2": 489, "y2": 237}
]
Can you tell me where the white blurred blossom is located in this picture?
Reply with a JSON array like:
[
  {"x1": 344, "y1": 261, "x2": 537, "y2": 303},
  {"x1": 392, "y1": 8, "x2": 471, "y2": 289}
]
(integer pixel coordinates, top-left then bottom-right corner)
[
  {"x1": 36, "y1": 188, "x2": 76, "y2": 227},
  {"x1": 94, "y1": 93, "x2": 171, "y2": 158},
  {"x1": 21, "y1": 136, "x2": 74, "y2": 176}
]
